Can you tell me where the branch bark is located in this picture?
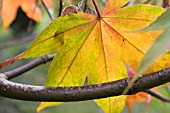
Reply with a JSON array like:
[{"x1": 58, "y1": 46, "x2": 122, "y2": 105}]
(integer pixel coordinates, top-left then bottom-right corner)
[
  {"x1": 145, "y1": 89, "x2": 170, "y2": 102},
  {"x1": 0, "y1": 67, "x2": 170, "y2": 102},
  {"x1": 3, "y1": 54, "x2": 55, "y2": 79},
  {"x1": 0, "y1": 34, "x2": 35, "y2": 50}
]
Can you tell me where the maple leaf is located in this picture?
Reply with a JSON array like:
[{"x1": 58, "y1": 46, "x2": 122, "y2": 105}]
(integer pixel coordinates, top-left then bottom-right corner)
[
  {"x1": 131, "y1": 8, "x2": 170, "y2": 80},
  {"x1": 125, "y1": 8, "x2": 170, "y2": 110},
  {"x1": 1, "y1": 0, "x2": 52, "y2": 30},
  {"x1": 20, "y1": 0, "x2": 170, "y2": 113}
]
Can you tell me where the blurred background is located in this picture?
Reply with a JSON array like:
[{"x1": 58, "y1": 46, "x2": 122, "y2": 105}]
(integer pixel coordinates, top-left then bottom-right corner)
[{"x1": 0, "y1": 0, "x2": 170, "y2": 113}]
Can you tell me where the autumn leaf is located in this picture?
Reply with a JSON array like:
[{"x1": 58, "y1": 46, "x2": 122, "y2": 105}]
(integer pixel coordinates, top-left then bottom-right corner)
[
  {"x1": 20, "y1": 0, "x2": 42, "y2": 22},
  {"x1": 20, "y1": 0, "x2": 170, "y2": 113},
  {"x1": 133, "y1": 8, "x2": 170, "y2": 31},
  {"x1": 2, "y1": 0, "x2": 20, "y2": 30},
  {"x1": 131, "y1": 8, "x2": 170, "y2": 79},
  {"x1": 19, "y1": 13, "x2": 96, "y2": 58},
  {"x1": 126, "y1": 92, "x2": 151, "y2": 113},
  {"x1": 1, "y1": 0, "x2": 52, "y2": 30}
]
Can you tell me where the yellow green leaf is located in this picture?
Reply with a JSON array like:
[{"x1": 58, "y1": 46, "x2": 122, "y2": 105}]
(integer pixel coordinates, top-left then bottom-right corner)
[
  {"x1": 130, "y1": 8, "x2": 170, "y2": 77},
  {"x1": 93, "y1": 3, "x2": 167, "y2": 113},
  {"x1": 96, "y1": 96, "x2": 126, "y2": 113},
  {"x1": 31, "y1": 0, "x2": 169, "y2": 113},
  {"x1": 102, "y1": 4, "x2": 169, "y2": 74},
  {"x1": 37, "y1": 102, "x2": 60, "y2": 112},
  {"x1": 37, "y1": 14, "x2": 97, "y2": 112},
  {"x1": 20, "y1": 13, "x2": 96, "y2": 58}
]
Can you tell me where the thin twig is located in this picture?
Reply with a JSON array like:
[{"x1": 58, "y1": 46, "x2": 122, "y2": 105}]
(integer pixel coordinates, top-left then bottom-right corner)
[
  {"x1": 0, "y1": 67, "x2": 170, "y2": 101},
  {"x1": 58, "y1": 0, "x2": 63, "y2": 17},
  {"x1": 41, "y1": 0, "x2": 54, "y2": 21},
  {"x1": 3, "y1": 54, "x2": 55, "y2": 80},
  {"x1": 145, "y1": 89, "x2": 170, "y2": 102},
  {"x1": 0, "y1": 34, "x2": 36, "y2": 50}
]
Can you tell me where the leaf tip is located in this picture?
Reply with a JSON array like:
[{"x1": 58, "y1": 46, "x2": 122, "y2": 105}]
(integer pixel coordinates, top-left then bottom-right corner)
[{"x1": 37, "y1": 102, "x2": 61, "y2": 113}]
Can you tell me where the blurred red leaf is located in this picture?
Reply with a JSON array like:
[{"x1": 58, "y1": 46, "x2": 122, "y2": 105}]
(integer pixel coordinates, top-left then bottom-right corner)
[{"x1": 1, "y1": 0, "x2": 52, "y2": 30}]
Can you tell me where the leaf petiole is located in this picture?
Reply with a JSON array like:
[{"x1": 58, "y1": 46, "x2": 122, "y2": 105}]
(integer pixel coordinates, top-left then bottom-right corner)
[{"x1": 92, "y1": 0, "x2": 101, "y2": 18}]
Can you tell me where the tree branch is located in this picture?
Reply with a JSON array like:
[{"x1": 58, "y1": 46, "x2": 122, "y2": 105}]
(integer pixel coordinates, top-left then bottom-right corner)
[
  {"x1": 3, "y1": 54, "x2": 55, "y2": 80},
  {"x1": 145, "y1": 89, "x2": 170, "y2": 102},
  {"x1": 0, "y1": 34, "x2": 35, "y2": 50},
  {"x1": 0, "y1": 67, "x2": 170, "y2": 102}
]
